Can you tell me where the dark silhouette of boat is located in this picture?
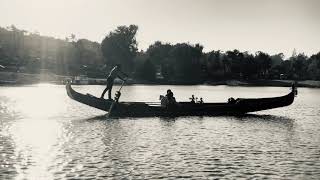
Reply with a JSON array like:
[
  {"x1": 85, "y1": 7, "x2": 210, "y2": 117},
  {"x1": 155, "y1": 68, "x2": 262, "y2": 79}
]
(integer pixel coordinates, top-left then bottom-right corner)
[{"x1": 66, "y1": 82, "x2": 296, "y2": 117}]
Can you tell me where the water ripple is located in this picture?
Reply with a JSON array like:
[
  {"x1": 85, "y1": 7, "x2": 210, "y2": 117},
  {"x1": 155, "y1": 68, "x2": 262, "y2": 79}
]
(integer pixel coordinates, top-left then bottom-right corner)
[{"x1": 1, "y1": 85, "x2": 320, "y2": 179}]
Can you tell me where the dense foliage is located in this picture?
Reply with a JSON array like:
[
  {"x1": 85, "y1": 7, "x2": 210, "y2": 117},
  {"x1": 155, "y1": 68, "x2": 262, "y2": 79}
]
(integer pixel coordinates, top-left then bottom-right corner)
[
  {"x1": 0, "y1": 25, "x2": 105, "y2": 77},
  {"x1": 101, "y1": 25, "x2": 138, "y2": 73},
  {"x1": 1, "y1": 25, "x2": 320, "y2": 82}
]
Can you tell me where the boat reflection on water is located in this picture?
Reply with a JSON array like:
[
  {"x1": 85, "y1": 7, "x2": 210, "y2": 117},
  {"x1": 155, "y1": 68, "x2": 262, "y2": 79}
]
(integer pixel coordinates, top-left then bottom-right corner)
[{"x1": 83, "y1": 113, "x2": 294, "y2": 124}]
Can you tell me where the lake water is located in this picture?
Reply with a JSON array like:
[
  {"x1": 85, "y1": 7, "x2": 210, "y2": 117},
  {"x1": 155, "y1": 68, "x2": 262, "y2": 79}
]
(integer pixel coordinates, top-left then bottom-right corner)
[{"x1": 0, "y1": 84, "x2": 320, "y2": 179}]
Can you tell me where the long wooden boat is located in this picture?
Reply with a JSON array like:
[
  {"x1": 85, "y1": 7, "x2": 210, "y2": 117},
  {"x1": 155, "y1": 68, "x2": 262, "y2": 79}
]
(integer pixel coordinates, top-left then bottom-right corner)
[{"x1": 66, "y1": 82, "x2": 296, "y2": 117}]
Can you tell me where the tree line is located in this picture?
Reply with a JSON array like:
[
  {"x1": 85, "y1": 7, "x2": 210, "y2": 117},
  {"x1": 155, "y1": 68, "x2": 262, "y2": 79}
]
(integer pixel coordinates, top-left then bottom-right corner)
[
  {"x1": 0, "y1": 25, "x2": 105, "y2": 77},
  {"x1": 1, "y1": 25, "x2": 320, "y2": 83}
]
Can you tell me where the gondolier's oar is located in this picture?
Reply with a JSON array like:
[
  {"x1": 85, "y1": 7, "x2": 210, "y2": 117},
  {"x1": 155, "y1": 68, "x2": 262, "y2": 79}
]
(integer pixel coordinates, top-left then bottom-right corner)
[
  {"x1": 118, "y1": 80, "x2": 125, "y2": 92},
  {"x1": 108, "y1": 79, "x2": 126, "y2": 117}
]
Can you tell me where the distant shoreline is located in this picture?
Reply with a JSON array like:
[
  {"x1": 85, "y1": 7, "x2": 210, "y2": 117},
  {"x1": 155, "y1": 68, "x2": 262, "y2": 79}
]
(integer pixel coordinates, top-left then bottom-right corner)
[
  {"x1": 132, "y1": 80, "x2": 320, "y2": 88},
  {"x1": 1, "y1": 71, "x2": 320, "y2": 88}
]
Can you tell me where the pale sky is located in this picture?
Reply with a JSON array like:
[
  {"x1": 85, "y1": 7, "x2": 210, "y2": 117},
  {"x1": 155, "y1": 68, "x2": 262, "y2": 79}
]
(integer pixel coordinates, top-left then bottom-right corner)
[{"x1": 0, "y1": 0, "x2": 319, "y2": 56}]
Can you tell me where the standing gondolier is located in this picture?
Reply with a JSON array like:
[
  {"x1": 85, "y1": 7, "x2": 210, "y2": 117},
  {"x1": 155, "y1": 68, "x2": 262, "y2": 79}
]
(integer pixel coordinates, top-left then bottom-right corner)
[{"x1": 101, "y1": 64, "x2": 128, "y2": 100}]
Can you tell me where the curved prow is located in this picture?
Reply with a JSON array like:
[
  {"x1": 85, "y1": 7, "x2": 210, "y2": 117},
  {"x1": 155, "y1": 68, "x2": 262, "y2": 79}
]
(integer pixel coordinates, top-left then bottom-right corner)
[
  {"x1": 237, "y1": 83, "x2": 296, "y2": 113},
  {"x1": 66, "y1": 81, "x2": 114, "y2": 111},
  {"x1": 292, "y1": 82, "x2": 298, "y2": 96},
  {"x1": 66, "y1": 81, "x2": 72, "y2": 98}
]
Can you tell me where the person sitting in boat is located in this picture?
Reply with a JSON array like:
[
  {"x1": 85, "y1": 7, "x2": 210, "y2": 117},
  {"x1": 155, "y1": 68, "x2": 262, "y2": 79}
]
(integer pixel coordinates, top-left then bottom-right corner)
[
  {"x1": 199, "y1": 97, "x2": 203, "y2": 104},
  {"x1": 101, "y1": 64, "x2": 128, "y2": 100},
  {"x1": 167, "y1": 89, "x2": 177, "y2": 106},
  {"x1": 228, "y1": 97, "x2": 241, "y2": 104},
  {"x1": 228, "y1": 97, "x2": 236, "y2": 104},
  {"x1": 160, "y1": 89, "x2": 170, "y2": 106},
  {"x1": 161, "y1": 89, "x2": 178, "y2": 108},
  {"x1": 190, "y1": 95, "x2": 195, "y2": 103},
  {"x1": 160, "y1": 95, "x2": 169, "y2": 107}
]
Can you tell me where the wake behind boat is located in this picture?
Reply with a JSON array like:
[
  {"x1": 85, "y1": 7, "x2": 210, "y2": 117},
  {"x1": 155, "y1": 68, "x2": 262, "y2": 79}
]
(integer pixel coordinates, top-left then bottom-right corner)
[{"x1": 66, "y1": 82, "x2": 297, "y2": 117}]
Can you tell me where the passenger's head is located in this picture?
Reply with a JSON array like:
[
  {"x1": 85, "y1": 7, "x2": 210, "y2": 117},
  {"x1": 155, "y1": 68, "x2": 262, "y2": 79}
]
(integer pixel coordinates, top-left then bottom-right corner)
[{"x1": 167, "y1": 89, "x2": 173, "y2": 97}]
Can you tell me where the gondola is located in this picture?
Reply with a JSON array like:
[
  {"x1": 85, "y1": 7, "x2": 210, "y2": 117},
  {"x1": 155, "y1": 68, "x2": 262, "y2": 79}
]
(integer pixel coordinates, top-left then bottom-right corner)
[{"x1": 66, "y1": 82, "x2": 296, "y2": 117}]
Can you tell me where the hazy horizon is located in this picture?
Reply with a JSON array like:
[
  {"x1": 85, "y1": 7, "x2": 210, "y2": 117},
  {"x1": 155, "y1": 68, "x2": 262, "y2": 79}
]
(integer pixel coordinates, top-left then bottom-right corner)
[{"x1": 1, "y1": 0, "x2": 319, "y2": 57}]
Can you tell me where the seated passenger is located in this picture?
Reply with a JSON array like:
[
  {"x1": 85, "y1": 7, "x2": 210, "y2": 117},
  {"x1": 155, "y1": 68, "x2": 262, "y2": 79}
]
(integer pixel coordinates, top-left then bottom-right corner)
[
  {"x1": 160, "y1": 95, "x2": 167, "y2": 107},
  {"x1": 228, "y1": 97, "x2": 241, "y2": 104},
  {"x1": 228, "y1": 97, "x2": 236, "y2": 104},
  {"x1": 166, "y1": 89, "x2": 177, "y2": 105},
  {"x1": 189, "y1": 95, "x2": 195, "y2": 103},
  {"x1": 160, "y1": 89, "x2": 178, "y2": 108},
  {"x1": 199, "y1": 97, "x2": 203, "y2": 104}
]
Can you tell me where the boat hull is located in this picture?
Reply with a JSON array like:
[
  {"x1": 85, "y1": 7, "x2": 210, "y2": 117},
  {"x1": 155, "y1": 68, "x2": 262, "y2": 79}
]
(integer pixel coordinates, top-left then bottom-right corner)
[{"x1": 66, "y1": 83, "x2": 295, "y2": 117}]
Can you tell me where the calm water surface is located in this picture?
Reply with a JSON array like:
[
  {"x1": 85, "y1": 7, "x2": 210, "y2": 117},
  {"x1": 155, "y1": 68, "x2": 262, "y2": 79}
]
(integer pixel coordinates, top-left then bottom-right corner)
[{"x1": 0, "y1": 84, "x2": 320, "y2": 179}]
